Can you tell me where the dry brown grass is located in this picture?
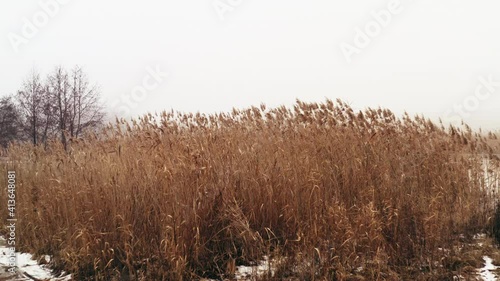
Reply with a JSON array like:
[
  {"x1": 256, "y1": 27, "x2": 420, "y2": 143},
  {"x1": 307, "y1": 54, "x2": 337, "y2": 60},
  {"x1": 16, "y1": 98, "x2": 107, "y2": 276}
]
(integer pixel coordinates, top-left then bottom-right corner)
[{"x1": 0, "y1": 99, "x2": 498, "y2": 280}]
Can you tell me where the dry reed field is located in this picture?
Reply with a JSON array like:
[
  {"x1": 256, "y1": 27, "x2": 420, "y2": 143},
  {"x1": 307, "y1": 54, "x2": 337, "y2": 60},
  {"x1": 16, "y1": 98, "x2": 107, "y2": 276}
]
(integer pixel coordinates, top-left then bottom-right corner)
[{"x1": 1, "y1": 99, "x2": 499, "y2": 280}]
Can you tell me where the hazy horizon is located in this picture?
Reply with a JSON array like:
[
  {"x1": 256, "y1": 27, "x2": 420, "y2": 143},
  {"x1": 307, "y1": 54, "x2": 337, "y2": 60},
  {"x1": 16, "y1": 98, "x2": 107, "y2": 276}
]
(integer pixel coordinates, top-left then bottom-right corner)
[{"x1": 2, "y1": 0, "x2": 500, "y2": 130}]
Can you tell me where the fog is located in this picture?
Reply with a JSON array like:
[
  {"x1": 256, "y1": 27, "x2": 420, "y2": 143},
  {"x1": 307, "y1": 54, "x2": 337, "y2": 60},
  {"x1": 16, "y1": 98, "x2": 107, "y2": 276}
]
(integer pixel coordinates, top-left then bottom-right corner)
[{"x1": 1, "y1": 0, "x2": 500, "y2": 129}]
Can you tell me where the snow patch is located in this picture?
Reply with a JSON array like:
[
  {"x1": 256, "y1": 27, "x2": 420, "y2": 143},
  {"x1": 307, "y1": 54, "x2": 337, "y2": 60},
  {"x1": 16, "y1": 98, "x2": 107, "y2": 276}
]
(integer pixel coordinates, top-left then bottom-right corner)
[
  {"x1": 479, "y1": 256, "x2": 498, "y2": 281},
  {"x1": 0, "y1": 236, "x2": 71, "y2": 280},
  {"x1": 235, "y1": 256, "x2": 275, "y2": 280}
]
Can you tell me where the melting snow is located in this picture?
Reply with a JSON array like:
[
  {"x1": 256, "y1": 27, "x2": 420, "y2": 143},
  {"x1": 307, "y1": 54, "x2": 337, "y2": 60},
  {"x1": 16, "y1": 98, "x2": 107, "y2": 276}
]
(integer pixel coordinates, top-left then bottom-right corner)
[
  {"x1": 479, "y1": 256, "x2": 498, "y2": 281},
  {"x1": 0, "y1": 236, "x2": 71, "y2": 280},
  {"x1": 235, "y1": 256, "x2": 275, "y2": 280}
]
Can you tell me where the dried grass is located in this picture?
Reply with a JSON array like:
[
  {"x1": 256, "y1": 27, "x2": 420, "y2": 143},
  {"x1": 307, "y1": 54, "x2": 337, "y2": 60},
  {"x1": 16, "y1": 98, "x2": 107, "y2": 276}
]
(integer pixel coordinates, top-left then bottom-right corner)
[{"x1": 0, "y1": 99, "x2": 498, "y2": 280}]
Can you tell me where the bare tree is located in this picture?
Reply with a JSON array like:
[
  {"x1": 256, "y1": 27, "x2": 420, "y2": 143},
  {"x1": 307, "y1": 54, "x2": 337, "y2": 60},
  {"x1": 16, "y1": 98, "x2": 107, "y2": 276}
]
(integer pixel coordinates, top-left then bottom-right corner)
[
  {"x1": 0, "y1": 95, "x2": 21, "y2": 147},
  {"x1": 47, "y1": 66, "x2": 105, "y2": 150},
  {"x1": 47, "y1": 66, "x2": 71, "y2": 150},
  {"x1": 69, "y1": 66, "x2": 105, "y2": 139},
  {"x1": 15, "y1": 66, "x2": 105, "y2": 149},
  {"x1": 16, "y1": 69, "x2": 46, "y2": 145},
  {"x1": 39, "y1": 84, "x2": 58, "y2": 146}
]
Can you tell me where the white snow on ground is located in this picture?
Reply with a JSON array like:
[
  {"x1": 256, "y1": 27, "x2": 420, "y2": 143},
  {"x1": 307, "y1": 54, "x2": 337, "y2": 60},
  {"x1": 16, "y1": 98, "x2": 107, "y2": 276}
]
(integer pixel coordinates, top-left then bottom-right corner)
[
  {"x1": 478, "y1": 256, "x2": 498, "y2": 281},
  {"x1": 0, "y1": 236, "x2": 71, "y2": 280},
  {"x1": 200, "y1": 256, "x2": 277, "y2": 281},
  {"x1": 235, "y1": 256, "x2": 275, "y2": 280}
]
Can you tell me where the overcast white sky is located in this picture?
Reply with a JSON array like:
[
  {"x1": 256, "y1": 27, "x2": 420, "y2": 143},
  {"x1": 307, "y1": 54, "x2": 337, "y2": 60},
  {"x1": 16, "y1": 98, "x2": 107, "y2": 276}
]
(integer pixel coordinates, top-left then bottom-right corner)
[{"x1": 1, "y1": 0, "x2": 500, "y2": 129}]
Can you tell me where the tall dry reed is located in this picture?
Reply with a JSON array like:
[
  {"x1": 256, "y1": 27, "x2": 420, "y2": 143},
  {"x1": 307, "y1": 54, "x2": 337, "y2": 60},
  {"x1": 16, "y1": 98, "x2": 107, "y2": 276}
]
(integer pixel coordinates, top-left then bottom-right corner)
[{"x1": 0, "y1": 99, "x2": 497, "y2": 280}]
